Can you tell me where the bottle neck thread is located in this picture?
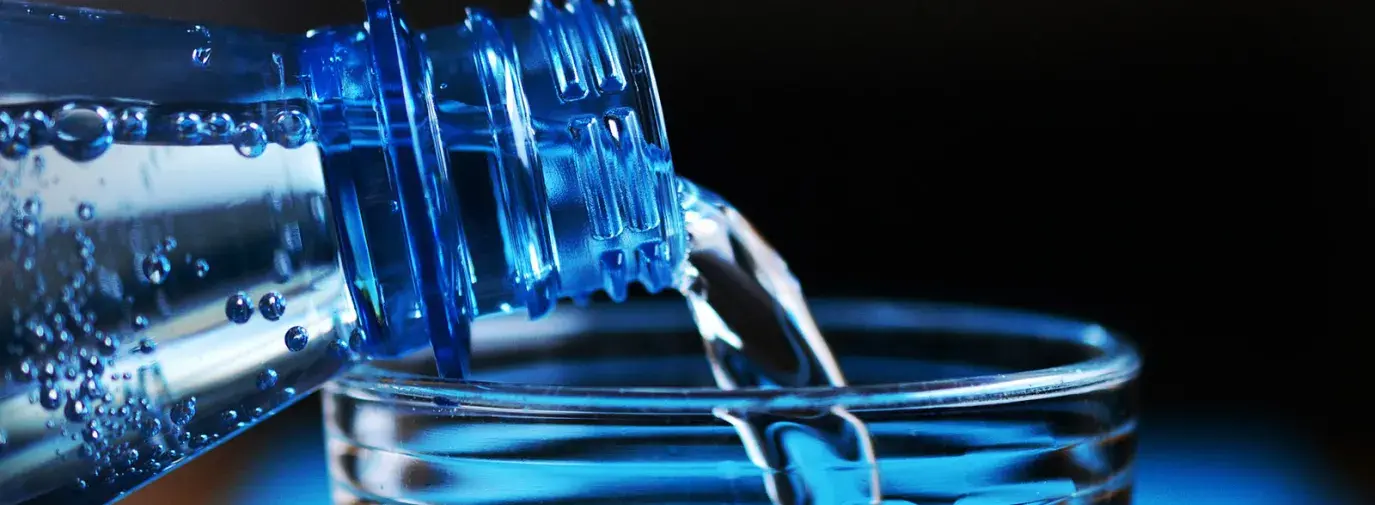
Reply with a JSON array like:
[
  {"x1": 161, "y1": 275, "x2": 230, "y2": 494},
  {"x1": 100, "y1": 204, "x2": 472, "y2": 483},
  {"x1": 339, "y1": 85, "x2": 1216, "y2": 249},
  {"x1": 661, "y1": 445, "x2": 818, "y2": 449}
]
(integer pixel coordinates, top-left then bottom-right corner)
[{"x1": 311, "y1": 0, "x2": 686, "y2": 374}]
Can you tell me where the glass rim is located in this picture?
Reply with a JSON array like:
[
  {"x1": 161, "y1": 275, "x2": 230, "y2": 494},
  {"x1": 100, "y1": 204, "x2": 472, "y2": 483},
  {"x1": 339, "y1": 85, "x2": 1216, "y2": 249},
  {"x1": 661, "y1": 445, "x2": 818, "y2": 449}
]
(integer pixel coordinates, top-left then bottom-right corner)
[{"x1": 329, "y1": 298, "x2": 1141, "y2": 413}]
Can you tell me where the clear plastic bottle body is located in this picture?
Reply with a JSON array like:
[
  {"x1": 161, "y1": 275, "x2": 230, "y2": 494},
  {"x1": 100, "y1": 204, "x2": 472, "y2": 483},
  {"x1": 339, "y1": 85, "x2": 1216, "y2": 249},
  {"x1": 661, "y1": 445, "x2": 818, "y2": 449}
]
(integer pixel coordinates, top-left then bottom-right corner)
[
  {"x1": 0, "y1": 4, "x2": 359, "y2": 503},
  {"x1": 0, "y1": 0, "x2": 686, "y2": 502}
]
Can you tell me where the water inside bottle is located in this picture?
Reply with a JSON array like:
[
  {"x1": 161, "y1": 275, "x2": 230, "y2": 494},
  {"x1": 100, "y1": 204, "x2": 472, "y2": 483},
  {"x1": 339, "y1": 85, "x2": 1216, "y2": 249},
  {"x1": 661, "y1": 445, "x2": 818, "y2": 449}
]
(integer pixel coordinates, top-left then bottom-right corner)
[{"x1": 0, "y1": 98, "x2": 360, "y2": 504}]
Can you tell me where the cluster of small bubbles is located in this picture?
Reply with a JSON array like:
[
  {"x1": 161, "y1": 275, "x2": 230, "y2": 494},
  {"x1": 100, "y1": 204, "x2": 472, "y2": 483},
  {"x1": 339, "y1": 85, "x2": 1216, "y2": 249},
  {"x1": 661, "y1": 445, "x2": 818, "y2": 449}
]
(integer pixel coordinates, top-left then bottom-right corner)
[
  {"x1": 258, "y1": 291, "x2": 286, "y2": 321},
  {"x1": 193, "y1": 258, "x2": 210, "y2": 278},
  {"x1": 224, "y1": 292, "x2": 254, "y2": 323},
  {"x1": 115, "y1": 108, "x2": 148, "y2": 141},
  {"x1": 141, "y1": 253, "x2": 171, "y2": 285},
  {"x1": 172, "y1": 112, "x2": 205, "y2": 144},
  {"x1": 284, "y1": 326, "x2": 309, "y2": 352},
  {"x1": 140, "y1": 417, "x2": 162, "y2": 437},
  {"x1": 232, "y1": 122, "x2": 269, "y2": 158},
  {"x1": 256, "y1": 368, "x2": 278, "y2": 391},
  {"x1": 52, "y1": 103, "x2": 115, "y2": 161},
  {"x1": 189, "y1": 24, "x2": 214, "y2": 67},
  {"x1": 271, "y1": 109, "x2": 313, "y2": 149},
  {"x1": 168, "y1": 397, "x2": 197, "y2": 426}
]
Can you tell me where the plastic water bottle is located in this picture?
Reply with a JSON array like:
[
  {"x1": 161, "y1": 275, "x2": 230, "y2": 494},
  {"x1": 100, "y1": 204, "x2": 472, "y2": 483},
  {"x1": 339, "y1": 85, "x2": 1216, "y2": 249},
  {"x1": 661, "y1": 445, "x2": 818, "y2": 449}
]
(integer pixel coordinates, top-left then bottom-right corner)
[{"x1": 0, "y1": 0, "x2": 686, "y2": 502}]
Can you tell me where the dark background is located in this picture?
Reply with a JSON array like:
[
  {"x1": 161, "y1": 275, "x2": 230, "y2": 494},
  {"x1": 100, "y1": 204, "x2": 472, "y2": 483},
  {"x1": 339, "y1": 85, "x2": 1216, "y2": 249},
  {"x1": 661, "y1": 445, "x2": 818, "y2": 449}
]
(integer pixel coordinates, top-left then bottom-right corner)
[{"x1": 44, "y1": 0, "x2": 1369, "y2": 502}]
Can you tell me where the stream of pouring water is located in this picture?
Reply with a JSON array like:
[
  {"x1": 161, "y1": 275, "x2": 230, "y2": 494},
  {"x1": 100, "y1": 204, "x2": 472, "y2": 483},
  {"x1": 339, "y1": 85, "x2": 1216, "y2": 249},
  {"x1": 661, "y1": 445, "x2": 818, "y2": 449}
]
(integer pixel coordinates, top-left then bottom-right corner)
[{"x1": 676, "y1": 180, "x2": 913, "y2": 505}]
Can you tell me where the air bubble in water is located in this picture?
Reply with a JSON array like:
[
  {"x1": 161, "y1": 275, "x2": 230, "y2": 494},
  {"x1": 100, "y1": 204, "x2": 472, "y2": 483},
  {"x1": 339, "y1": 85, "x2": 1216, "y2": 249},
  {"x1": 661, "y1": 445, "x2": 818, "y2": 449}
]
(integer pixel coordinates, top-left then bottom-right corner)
[
  {"x1": 194, "y1": 259, "x2": 210, "y2": 278},
  {"x1": 40, "y1": 384, "x2": 62, "y2": 410},
  {"x1": 229, "y1": 122, "x2": 266, "y2": 158},
  {"x1": 284, "y1": 326, "x2": 309, "y2": 352},
  {"x1": 12, "y1": 215, "x2": 36, "y2": 236},
  {"x1": 0, "y1": 111, "x2": 20, "y2": 159},
  {"x1": 161, "y1": 236, "x2": 178, "y2": 252},
  {"x1": 224, "y1": 292, "x2": 254, "y2": 324},
  {"x1": 256, "y1": 369, "x2": 278, "y2": 391},
  {"x1": 132, "y1": 315, "x2": 149, "y2": 330},
  {"x1": 97, "y1": 334, "x2": 118, "y2": 355},
  {"x1": 271, "y1": 109, "x2": 312, "y2": 148},
  {"x1": 140, "y1": 417, "x2": 162, "y2": 436},
  {"x1": 141, "y1": 254, "x2": 171, "y2": 285},
  {"x1": 65, "y1": 398, "x2": 89, "y2": 421},
  {"x1": 168, "y1": 397, "x2": 196, "y2": 426},
  {"x1": 191, "y1": 46, "x2": 212, "y2": 67},
  {"x1": 258, "y1": 292, "x2": 286, "y2": 321},
  {"x1": 204, "y1": 112, "x2": 234, "y2": 142},
  {"x1": 115, "y1": 108, "x2": 148, "y2": 141},
  {"x1": 22, "y1": 110, "x2": 53, "y2": 145},
  {"x1": 76, "y1": 202, "x2": 95, "y2": 221},
  {"x1": 135, "y1": 337, "x2": 157, "y2": 354},
  {"x1": 52, "y1": 104, "x2": 115, "y2": 161},
  {"x1": 173, "y1": 112, "x2": 205, "y2": 144},
  {"x1": 82, "y1": 427, "x2": 100, "y2": 443}
]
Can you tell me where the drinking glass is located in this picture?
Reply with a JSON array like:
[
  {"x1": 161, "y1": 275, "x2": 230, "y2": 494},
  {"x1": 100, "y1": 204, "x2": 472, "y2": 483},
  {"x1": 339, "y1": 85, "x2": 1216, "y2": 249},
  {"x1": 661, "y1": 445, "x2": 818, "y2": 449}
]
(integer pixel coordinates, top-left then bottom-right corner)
[{"x1": 323, "y1": 299, "x2": 1141, "y2": 504}]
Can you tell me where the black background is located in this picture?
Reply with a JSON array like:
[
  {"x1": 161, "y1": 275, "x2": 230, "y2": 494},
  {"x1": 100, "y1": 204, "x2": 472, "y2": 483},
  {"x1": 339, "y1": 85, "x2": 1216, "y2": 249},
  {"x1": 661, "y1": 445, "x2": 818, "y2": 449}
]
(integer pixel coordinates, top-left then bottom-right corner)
[{"x1": 48, "y1": 0, "x2": 1372, "y2": 498}]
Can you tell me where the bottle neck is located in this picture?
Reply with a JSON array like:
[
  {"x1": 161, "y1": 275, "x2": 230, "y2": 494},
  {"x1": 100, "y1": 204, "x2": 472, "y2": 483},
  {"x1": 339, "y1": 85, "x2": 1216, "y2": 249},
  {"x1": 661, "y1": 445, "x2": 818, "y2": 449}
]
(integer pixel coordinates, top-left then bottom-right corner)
[{"x1": 304, "y1": 0, "x2": 687, "y2": 373}]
